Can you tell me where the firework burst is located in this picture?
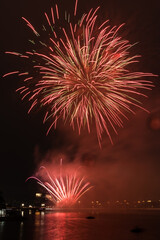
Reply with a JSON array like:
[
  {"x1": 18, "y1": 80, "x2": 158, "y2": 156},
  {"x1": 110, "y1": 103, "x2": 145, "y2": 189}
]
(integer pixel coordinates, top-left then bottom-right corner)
[
  {"x1": 3, "y1": 0, "x2": 155, "y2": 145},
  {"x1": 27, "y1": 165, "x2": 92, "y2": 207}
]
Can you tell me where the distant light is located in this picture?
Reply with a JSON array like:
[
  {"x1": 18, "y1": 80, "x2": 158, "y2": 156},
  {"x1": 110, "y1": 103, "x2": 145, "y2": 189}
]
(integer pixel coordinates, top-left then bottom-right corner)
[
  {"x1": 36, "y1": 193, "x2": 42, "y2": 197},
  {"x1": 21, "y1": 203, "x2": 25, "y2": 207},
  {"x1": 41, "y1": 211, "x2": 45, "y2": 216},
  {"x1": 45, "y1": 194, "x2": 52, "y2": 199},
  {"x1": 35, "y1": 211, "x2": 40, "y2": 215},
  {"x1": 29, "y1": 205, "x2": 32, "y2": 208},
  {"x1": 137, "y1": 201, "x2": 141, "y2": 204},
  {"x1": 147, "y1": 200, "x2": 152, "y2": 203},
  {"x1": 41, "y1": 203, "x2": 45, "y2": 207}
]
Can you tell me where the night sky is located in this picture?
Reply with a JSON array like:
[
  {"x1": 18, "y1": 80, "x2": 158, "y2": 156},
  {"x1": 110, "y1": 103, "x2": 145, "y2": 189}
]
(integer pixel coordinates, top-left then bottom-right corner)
[{"x1": 0, "y1": 0, "x2": 160, "y2": 203}]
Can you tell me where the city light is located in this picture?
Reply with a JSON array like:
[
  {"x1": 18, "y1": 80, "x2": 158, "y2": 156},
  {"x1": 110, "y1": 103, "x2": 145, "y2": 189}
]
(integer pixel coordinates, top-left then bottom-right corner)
[{"x1": 36, "y1": 193, "x2": 42, "y2": 197}]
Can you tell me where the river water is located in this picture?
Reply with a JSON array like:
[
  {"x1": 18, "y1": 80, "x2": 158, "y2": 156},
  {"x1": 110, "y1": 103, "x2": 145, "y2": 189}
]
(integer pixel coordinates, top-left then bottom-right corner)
[{"x1": 0, "y1": 209, "x2": 160, "y2": 240}]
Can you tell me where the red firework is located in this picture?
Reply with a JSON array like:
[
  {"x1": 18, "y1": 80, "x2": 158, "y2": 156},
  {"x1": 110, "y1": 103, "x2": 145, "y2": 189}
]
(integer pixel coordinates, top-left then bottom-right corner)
[
  {"x1": 27, "y1": 165, "x2": 92, "y2": 207},
  {"x1": 3, "y1": 0, "x2": 156, "y2": 145}
]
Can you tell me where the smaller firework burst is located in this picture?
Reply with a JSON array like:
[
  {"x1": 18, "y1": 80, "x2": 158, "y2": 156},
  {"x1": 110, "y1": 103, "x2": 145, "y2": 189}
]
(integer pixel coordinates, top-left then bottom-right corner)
[{"x1": 26, "y1": 164, "x2": 92, "y2": 207}]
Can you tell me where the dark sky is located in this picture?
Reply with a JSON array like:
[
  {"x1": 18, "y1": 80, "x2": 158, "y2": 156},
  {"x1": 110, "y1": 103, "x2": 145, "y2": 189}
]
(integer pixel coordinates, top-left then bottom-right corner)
[{"x1": 0, "y1": 0, "x2": 160, "y2": 203}]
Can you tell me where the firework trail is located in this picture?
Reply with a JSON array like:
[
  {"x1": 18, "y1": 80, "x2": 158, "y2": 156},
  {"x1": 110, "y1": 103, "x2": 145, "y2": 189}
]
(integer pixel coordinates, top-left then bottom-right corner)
[
  {"x1": 3, "y1": 0, "x2": 155, "y2": 145},
  {"x1": 26, "y1": 164, "x2": 92, "y2": 207}
]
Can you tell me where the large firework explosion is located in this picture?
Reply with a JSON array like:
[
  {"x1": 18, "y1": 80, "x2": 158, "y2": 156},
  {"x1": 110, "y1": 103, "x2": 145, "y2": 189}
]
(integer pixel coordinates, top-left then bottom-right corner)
[
  {"x1": 3, "y1": 0, "x2": 155, "y2": 145},
  {"x1": 27, "y1": 164, "x2": 92, "y2": 207}
]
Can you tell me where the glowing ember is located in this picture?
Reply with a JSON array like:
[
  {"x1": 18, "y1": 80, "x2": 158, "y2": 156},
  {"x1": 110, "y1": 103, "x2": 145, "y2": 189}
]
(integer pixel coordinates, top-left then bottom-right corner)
[
  {"x1": 3, "y1": 0, "x2": 155, "y2": 145},
  {"x1": 27, "y1": 165, "x2": 92, "y2": 207}
]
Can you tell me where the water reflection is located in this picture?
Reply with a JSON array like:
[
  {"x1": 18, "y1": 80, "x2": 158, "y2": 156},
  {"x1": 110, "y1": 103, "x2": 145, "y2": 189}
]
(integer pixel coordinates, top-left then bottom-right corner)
[
  {"x1": 19, "y1": 222, "x2": 24, "y2": 239},
  {"x1": 0, "y1": 210, "x2": 160, "y2": 240},
  {"x1": 33, "y1": 211, "x2": 89, "y2": 240},
  {"x1": 0, "y1": 221, "x2": 4, "y2": 233}
]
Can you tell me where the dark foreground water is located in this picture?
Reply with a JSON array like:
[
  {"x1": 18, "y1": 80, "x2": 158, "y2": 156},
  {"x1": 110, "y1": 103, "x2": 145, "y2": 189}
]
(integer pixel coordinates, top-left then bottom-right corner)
[{"x1": 0, "y1": 209, "x2": 160, "y2": 240}]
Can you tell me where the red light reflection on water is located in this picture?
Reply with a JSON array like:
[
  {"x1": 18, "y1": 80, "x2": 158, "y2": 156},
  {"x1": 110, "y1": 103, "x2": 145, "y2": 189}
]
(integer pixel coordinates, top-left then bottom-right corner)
[
  {"x1": 33, "y1": 211, "x2": 89, "y2": 240},
  {"x1": 45, "y1": 212, "x2": 68, "y2": 240}
]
